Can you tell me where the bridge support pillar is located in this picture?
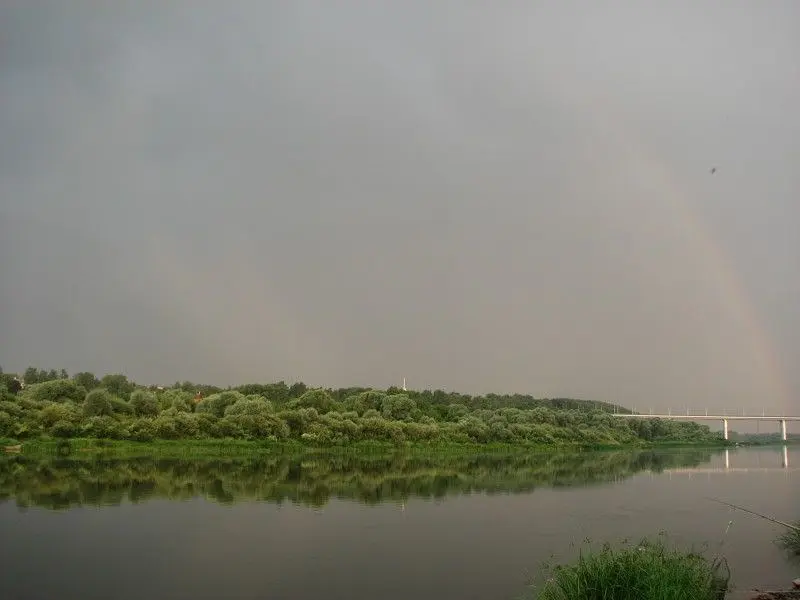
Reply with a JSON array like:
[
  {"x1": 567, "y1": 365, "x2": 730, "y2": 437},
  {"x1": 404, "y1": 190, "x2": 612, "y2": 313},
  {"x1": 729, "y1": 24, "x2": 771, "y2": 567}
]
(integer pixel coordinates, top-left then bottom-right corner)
[
  {"x1": 780, "y1": 419, "x2": 787, "y2": 441},
  {"x1": 722, "y1": 418, "x2": 728, "y2": 440}
]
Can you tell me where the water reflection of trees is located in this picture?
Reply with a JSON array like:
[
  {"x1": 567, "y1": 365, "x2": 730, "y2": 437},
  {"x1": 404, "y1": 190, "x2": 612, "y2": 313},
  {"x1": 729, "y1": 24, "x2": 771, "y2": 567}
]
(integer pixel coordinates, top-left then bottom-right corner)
[{"x1": 0, "y1": 450, "x2": 716, "y2": 510}]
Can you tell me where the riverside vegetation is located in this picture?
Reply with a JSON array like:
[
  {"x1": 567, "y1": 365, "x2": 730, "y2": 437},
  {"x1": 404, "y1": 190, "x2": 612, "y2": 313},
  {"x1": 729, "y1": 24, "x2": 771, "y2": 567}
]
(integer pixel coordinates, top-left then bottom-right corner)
[
  {"x1": 531, "y1": 535, "x2": 730, "y2": 600},
  {"x1": 0, "y1": 367, "x2": 723, "y2": 449},
  {"x1": 530, "y1": 500, "x2": 800, "y2": 600},
  {"x1": 777, "y1": 524, "x2": 800, "y2": 559}
]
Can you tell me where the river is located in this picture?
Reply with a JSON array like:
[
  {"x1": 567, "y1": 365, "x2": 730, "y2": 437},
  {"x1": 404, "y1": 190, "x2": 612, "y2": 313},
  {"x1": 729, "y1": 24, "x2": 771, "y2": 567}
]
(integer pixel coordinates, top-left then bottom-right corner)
[{"x1": 0, "y1": 446, "x2": 797, "y2": 600}]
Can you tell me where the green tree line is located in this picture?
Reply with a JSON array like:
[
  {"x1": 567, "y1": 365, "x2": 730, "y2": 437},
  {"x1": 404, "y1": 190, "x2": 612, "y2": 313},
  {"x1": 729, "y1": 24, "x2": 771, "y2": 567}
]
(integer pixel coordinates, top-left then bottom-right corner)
[
  {"x1": 0, "y1": 366, "x2": 721, "y2": 446},
  {"x1": 0, "y1": 449, "x2": 715, "y2": 510}
]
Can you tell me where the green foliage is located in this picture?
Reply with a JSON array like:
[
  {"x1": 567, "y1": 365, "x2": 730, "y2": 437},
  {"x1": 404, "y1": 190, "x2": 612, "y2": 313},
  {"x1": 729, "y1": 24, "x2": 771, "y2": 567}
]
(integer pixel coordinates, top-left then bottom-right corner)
[
  {"x1": 776, "y1": 522, "x2": 800, "y2": 557},
  {"x1": 222, "y1": 399, "x2": 287, "y2": 439},
  {"x1": 0, "y1": 374, "x2": 22, "y2": 395},
  {"x1": 233, "y1": 382, "x2": 289, "y2": 404},
  {"x1": 39, "y1": 402, "x2": 81, "y2": 428},
  {"x1": 72, "y1": 372, "x2": 101, "y2": 391},
  {"x1": 127, "y1": 418, "x2": 157, "y2": 442},
  {"x1": 84, "y1": 389, "x2": 115, "y2": 417},
  {"x1": 22, "y1": 379, "x2": 86, "y2": 404},
  {"x1": 197, "y1": 391, "x2": 246, "y2": 417},
  {"x1": 534, "y1": 536, "x2": 728, "y2": 600},
  {"x1": 50, "y1": 419, "x2": 79, "y2": 438},
  {"x1": 381, "y1": 394, "x2": 416, "y2": 421},
  {"x1": 110, "y1": 397, "x2": 133, "y2": 415},
  {"x1": 0, "y1": 411, "x2": 19, "y2": 438},
  {"x1": 100, "y1": 374, "x2": 135, "y2": 400},
  {"x1": 156, "y1": 389, "x2": 193, "y2": 412},
  {"x1": 81, "y1": 416, "x2": 127, "y2": 439},
  {"x1": 294, "y1": 389, "x2": 334, "y2": 413},
  {"x1": 130, "y1": 390, "x2": 159, "y2": 417},
  {"x1": 0, "y1": 367, "x2": 724, "y2": 446},
  {"x1": 23, "y1": 367, "x2": 65, "y2": 385}
]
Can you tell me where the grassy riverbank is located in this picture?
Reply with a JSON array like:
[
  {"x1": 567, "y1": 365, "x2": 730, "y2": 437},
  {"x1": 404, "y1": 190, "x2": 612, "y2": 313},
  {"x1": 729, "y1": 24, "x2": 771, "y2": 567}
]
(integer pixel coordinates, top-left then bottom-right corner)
[{"x1": 3, "y1": 437, "x2": 731, "y2": 459}]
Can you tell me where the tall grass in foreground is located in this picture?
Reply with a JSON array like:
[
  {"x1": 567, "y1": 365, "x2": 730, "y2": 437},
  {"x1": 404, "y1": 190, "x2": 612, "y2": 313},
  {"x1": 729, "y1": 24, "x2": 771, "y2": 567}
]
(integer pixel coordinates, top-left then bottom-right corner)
[{"x1": 533, "y1": 537, "x2": 729, "y2": 600}]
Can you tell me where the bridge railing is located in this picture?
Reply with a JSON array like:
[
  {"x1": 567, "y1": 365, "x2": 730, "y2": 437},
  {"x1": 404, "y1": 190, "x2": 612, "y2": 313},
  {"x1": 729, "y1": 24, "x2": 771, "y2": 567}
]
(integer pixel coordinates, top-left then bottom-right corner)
[{"x1": 611, "y1": 408, "x2": 797, "y2": 419}]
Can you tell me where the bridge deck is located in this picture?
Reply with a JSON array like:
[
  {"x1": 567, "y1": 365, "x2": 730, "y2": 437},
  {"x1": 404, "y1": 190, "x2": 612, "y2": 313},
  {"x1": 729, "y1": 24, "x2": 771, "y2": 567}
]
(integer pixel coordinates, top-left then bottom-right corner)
[{"x1": 611, "y1": 414, "x2": 800, "y2": 421}]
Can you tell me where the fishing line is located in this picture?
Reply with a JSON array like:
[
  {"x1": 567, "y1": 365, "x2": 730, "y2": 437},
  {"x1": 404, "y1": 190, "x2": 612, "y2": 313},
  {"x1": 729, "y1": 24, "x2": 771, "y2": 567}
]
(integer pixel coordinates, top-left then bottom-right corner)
[{"x1": 704, "y1": 497, "x2": 800, "y2": 532}]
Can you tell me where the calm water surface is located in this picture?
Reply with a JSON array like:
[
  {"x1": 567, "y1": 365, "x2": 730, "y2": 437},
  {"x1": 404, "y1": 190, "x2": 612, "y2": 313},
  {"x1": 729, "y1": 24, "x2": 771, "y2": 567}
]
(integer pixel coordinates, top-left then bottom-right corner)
[{"x1": 1, "y1": 446, "x2": 797, "y2": 600}]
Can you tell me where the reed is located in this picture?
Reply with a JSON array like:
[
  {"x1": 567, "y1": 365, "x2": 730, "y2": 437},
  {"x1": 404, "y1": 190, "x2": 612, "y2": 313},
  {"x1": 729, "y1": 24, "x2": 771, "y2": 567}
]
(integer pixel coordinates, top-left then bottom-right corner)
[
  {"x1": 533, "y1": 536, "x2": 728, "y2": 600},
  {"x1": 776, "y1": 524, "x2": 800, "y2": 557}
]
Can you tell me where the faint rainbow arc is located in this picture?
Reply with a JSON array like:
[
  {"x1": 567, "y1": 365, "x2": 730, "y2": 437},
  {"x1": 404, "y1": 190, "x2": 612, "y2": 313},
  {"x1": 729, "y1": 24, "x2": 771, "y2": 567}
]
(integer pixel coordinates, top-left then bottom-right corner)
[{"x1": 571, "y1": 95, "x2": 791, "y2": 413}]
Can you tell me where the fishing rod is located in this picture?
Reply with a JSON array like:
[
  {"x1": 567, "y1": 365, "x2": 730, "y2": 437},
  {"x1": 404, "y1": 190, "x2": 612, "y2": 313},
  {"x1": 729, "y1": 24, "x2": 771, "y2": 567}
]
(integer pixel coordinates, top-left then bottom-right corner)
[{"x1": 705, "y1": 497, "x2": 800, "y2": 532}]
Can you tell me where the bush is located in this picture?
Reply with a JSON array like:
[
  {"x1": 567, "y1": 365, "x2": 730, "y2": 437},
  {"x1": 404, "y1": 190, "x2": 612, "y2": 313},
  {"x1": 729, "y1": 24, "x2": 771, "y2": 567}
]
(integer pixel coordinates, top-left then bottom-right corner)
[
  {"x1": 99, "y1": 374, "x2": 134, "y2": 400},
  {"x1": 196, "y1": 391, "x2": 245, "y2": 418},
  {"x1": 24, "y1": 379, "x2": 86, "y2": 404},
  {"x1": 0, "y1": 401, "x2": 23, "y2": 419},
  {"x1": 153, "y1": 415, "x2": 180, "y2": 439},
  {"x1": 51, "y1": 419, "x2": 79, "y2": 438},
  {"x1": 128, "y1": 418, "x2": 157, "y2": 442},
  {"x1": 81, "y1": 416, "x2": 127, "y2": 439},
  {"x1": 156, "y1": 389, "x2": 193, "y2": 412},
  {"x1": 0, "y1": 411, "x2": 18, "y2": 437},
  {"x1": 172, "y1": 412, "x2": 201, "y2": 438},
  {"x1": 130, "y1": 390, "x2": 159, "y2": 417},
  {"x1": 39, "y1": 402, "x2": 81, "y2": 428},
  {"x1": 225, "y1": 412, "x2": 289, "y2": 440},
  {"x1": 109, "y1": 397, "x2": 133, "y2": 415},
  {"x1": 776, "y1": 523, "x2": 800, "y2": 556},
  {"x1": 296, "y1": 389, "x2": 333, "y2": 413},
  {"x1": 195, "y1": 412, "x2": 219, "y2": 438},
  {"x1": 84, "y1": 389, "x2": 114, "y2": 417},
  {"x1": 224, "y1": 398, "x2": 274, "y2": 418},
  {"x1": 215, "y1": 417, "x2": 244, "y2": 438},
  {"x1": 381, "y1": 394, "x2": 416, "y2": 421},
  {"x1": 534, "y1": 536, "x2": 728, "y2": 600}
]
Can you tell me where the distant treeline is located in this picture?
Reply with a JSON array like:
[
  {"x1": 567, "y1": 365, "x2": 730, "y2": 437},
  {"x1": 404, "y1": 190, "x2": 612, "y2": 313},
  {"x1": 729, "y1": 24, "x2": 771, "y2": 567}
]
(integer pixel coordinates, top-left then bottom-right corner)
[
  {"x1": 0, "y1": 366, "x2": 721, "y2": 447},
  {"x1": 728, "y1": 431, "x2": 800, "y2": 444},
  {"x1": 0, "y1": 449, "x2": 716, "y2": 510}
]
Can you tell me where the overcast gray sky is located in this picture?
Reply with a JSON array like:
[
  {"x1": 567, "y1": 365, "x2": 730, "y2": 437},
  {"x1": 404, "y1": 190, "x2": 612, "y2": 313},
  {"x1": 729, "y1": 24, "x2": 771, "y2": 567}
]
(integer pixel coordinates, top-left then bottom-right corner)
[{"x1": 1, "y1": 1, "x2": 798, "y2": 414}]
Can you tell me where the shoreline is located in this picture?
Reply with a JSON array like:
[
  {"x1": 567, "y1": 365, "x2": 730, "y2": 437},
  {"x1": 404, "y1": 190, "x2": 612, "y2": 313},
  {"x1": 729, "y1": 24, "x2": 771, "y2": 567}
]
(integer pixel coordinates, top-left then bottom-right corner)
[
  {"x1": 729, "y1": 590, "x2": 800, "y2": 599},
  {"x1": 3, "y1": 437, "x2": 737, "y2": 459}
]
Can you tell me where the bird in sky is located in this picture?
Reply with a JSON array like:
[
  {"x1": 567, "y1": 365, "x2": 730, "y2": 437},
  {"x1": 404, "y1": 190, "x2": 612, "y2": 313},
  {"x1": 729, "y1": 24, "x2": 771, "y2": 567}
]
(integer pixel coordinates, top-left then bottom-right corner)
[{"x1": 710, "y1": 167, "x2": 717, "y2": 174}]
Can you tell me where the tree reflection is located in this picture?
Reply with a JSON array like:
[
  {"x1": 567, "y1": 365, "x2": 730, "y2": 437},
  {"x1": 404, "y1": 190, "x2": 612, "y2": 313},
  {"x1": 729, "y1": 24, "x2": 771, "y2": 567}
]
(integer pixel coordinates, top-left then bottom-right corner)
[{"x1": 0, "y1": 449, "x2": 717, "y2": 510}]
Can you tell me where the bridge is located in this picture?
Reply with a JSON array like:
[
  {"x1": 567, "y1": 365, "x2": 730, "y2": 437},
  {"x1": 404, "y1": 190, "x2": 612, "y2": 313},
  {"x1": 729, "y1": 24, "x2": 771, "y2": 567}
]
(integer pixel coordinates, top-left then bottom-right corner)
[{"x1": 611, "y1": 411, "x2": 800, "y2": 440}]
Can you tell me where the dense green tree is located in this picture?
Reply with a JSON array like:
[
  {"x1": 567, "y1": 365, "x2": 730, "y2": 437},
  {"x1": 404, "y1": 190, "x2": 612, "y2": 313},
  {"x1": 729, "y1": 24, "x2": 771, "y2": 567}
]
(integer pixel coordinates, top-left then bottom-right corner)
[
  {"x1": 294, "y1": 389, "x2": 334, "y2": 413},
  {"x1": 100, "y1": 374, "x2": 135, "y2": 400},
  {"x1": 22, "y1": 379, "x2": 86, "y2": 404},
  {"x1": 0, "y1": 373, "x2": 22, "y2": 395},
  {"x1": 288, "y1": 382, "x2": 307, "y2": 398},
  {"x1": 22, "y1": 367, "x2": 65, "y2": 385},
  {"x1": 84, "y1": 389, "x2": 115, "y2": 417},
  {"x1": 196, "y1": 391, "x2": 246, "y2": 417},
  {"x1": 73, "y1": 372, "x2": 101, "y2": 391},
  {"x1": 130, "y1": 390, "x2": 159, "y2": 417}
]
